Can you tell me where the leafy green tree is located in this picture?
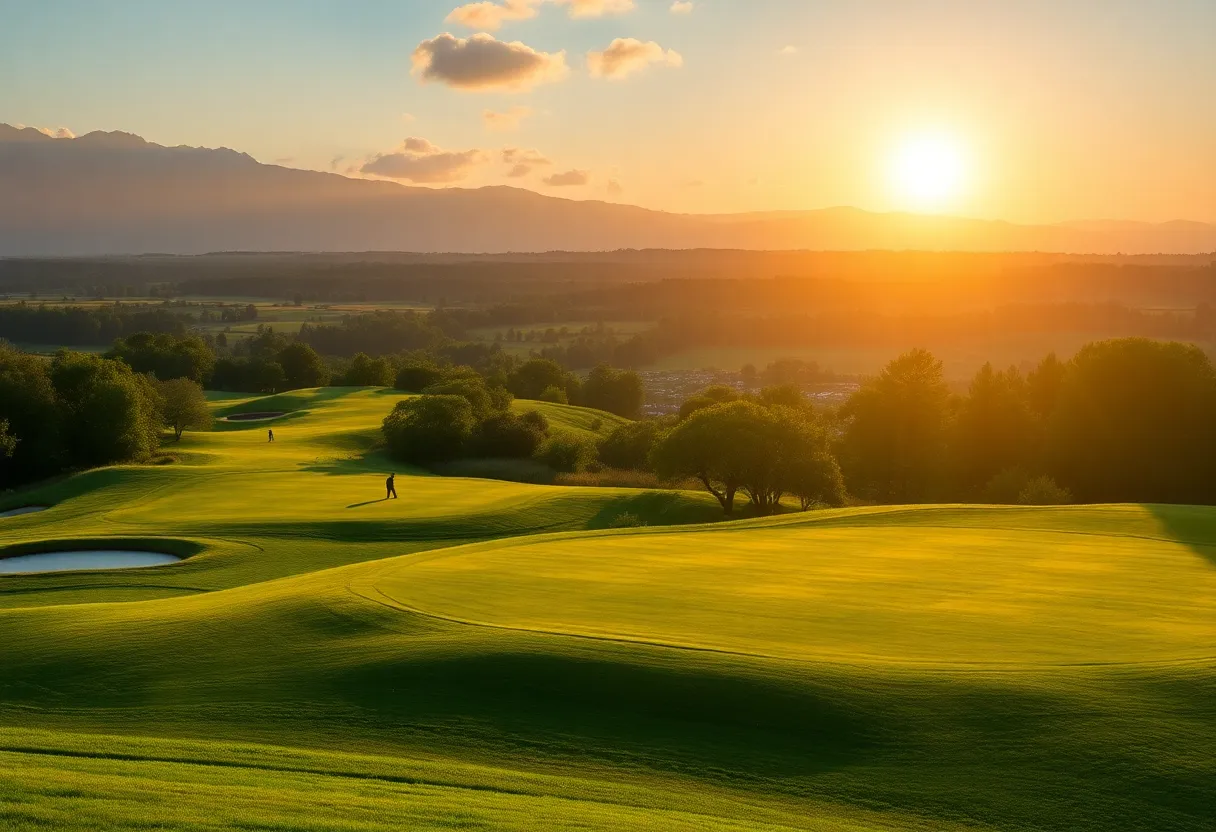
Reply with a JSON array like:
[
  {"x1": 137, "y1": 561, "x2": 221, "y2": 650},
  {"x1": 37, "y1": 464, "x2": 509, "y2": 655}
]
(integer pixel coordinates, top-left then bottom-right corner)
[
  {"x1": 678, "y1": 385, "x2": 740, "y2": 420},
  {"x1": 582, "y1": 364, "x2": 644, "y2": 419},
  {"x1": 341, "y1": 353, "x2": 394, "y2": 387},
  {"x1": 1046, "y1": 338, "x2": 1216, "y2": 503},
  {"x1": 1027, "y1": 352, "x2": 1066, "y2": 419},
  {"x1": 0, "y1": 344, "x2": 62, "y2": 486},
  {"x1": 758, "y1": 384, "x2": 810, "y2": 411},
  {"x1": 838, "y1": 349, "x2": 950, "y2": 503},
  {"x1": 535, "y1": 432, "x2": 598, "y2": 473},
  {"x1": 950, "y1": 363, "x2": 1038, "y2": 492},
  {"x1": 394, "y1": 361, "x2": 447, "y2": 392},
  {"x1": 49, "y1": 351, "x2": 162, "y2": 468},
  {"x1": 538, "y1": 385, "x2": 568, "y2": 404},
  {"x1": 423, "y1": 377, "x2": 503, "y2": 420},
  {"x1": 598, "y1": 420, "x2": 662, "y2": 471},
  {"x1": 108, "y1": 332, "x2": 216, "y2": 384},
  {"x1": 651, "y1": 401, "x2": 761, "y2": 514},
  {"x1": 382, "y1": 395, "x2": 476, "y2": 465},
  {"x1": 782, "y1": 420, "x2": 846, "y2": 511},
  {"x1": 0, "y1": 419, "x2": 17, "y2": 459},
  {"x1": 158, "y1": 378, "x2": 213, "y2": 441},
  {"x1": 276, "y1": 343, "x2": 328, "y2": 390},
  {"x1": 508, "y1": 359, "x2": 579, "y2": 401},
  {"x1": 473, "y1": 412, "x2": 549, "y2": 459}
]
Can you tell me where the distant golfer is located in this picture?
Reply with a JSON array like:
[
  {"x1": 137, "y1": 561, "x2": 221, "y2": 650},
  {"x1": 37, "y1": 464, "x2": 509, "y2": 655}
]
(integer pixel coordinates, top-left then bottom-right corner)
[
  {"x1": 386, "y1": 473, "x2": 398, "y2": 500},
  {"x1": 268, "y1": 428, "x2": 275, "y2": 442}
]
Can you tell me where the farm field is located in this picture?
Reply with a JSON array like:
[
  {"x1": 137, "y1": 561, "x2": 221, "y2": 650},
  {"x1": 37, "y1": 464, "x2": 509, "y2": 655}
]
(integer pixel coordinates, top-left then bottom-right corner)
[{"x1": 1, "y1": 388, "x2": 1214, "y2": 831}]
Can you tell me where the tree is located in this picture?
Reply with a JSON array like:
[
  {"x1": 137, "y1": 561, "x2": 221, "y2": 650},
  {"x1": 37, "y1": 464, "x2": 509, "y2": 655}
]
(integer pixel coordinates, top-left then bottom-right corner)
[
  {"x1": 0, "y1": 419, "x2": 17, "y2": 459},
  {"x1": 1045, "y1": 338, "x2": 1216, "y2": 503},
  {"x1": 158, "y1": 378, "x2": 213, "y2": 441},
  {"x1": 508, "y1": 359, "x2": 579, "y2": 402},
  {"x1": 598, "y1": 420, "x2": 662, "y2": 471},
  {"x1": 341, "y1": 353, "x2": 394, "y2": 387},
  {"x1": 757, "y1": 384, "x2": 810, "y2": 411},
  {"x1": 651, "y1": 401, "x2": 759, "y2": 514},
  {"x1": 678, "y1": 385, "x2": 740, "y2": 420},
  {"x1": 780, "y1": 419, "x2": 846, "y2": 511},
  {"x1": 538, "y1": 385, "x2": 568, "y2": 404},
  {"x1": 382, "y1": 395, "x2": 476, "y2": 466},
  {"x1": 395, "y1": 361, "x2": 447, "y2": 392},
  {"x1": 473, "y1": 412, "x2": 549, "y2": 459},
  {"x1": 535, "y1": 432, "x2": 598, "y2": 473},
  {"x1": 108, "y1": 332, "x2": 216, "y2": 384},
  {"x1": 582, "y1": 364, "x2": 644, "y2": 419},
  {"x1": 277, "y1": 343, "x2": 328, "y2": 390},
  {"x1": 1027, "y1": 352, "x2": 1066, "y2": 419},
  {"x1": 0, "y1": 344, "x2": 62, "y2": 486},
  {"x1": 838, "y1": 349, "x2": 950, "y2": 503},
  {"x1": 49, "y1": 351, "x2": 162, "y2": 468},
  {"x1": 422, "y1": 377, "x2": 502, "y2": 420},
  {"x1": 950, "y1": 363, "x2": 1037, "y2": 493}
]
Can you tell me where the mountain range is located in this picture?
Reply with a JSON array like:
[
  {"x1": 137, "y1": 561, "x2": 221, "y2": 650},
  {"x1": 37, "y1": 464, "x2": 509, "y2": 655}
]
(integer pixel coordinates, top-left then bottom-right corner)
[{"x1": 2, "y1": 124, "x2": 1213, "y2": 256}]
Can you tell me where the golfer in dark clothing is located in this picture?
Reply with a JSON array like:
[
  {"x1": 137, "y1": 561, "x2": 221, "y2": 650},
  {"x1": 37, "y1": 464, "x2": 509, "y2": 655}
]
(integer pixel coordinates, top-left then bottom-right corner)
[
  {"x1": 386, "y1": 473, "x2": 397, "y2": 499},
  {"x1": 268, "y1": 429, "x2": 275, "y2": 442}
]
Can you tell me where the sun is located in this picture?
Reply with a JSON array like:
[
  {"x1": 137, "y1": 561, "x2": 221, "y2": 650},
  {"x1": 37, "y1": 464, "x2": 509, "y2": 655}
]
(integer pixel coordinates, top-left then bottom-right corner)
[{"x1": 888, "y1": 132, "x2": 969, "y2": 211}]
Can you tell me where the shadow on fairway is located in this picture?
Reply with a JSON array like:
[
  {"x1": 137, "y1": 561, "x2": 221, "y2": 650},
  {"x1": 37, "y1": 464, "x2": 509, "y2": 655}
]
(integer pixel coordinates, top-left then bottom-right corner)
[
  {"x1": 347, "y1": 498, "x2": 390, "y2": 509},
  {"x1": 1145, "y1": 503, "x2": 1216, "y2": 569}
]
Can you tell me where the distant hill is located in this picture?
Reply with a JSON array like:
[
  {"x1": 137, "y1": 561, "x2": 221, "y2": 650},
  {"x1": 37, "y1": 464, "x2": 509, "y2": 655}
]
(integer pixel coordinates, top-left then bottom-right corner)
[{"x1": 2, "y1": 124, "x2": 1214, "y2": 256}]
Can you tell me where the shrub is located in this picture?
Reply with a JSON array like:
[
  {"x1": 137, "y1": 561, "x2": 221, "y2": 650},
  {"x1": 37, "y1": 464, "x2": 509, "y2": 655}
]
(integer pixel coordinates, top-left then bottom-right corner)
[
  {"x1": 535, "y1": 432, "x2": 598, "y2": 473},
  {"x1": 607, "y1": 511, "x2": 647, "y2": 528},
  {"x1": 538, "y1": 385, "x2": 568, "y2": 404},
  {"x1": 598, "y1": 420, "x2": 661, "y2": 471},
  {"x1": 423, "y1": 377, "x2": 500, "y2": 420},
  {"x1": 382, "y1": 395, "x2": 475, "y2": 465},
  {"x1": 472, "y1": 412, "x2": 548, "y2": 459},
  {"x1": 1018, "y1": 475, "x2": 1072, "y2": 505},
  {"x1": 555, "y1": 469, "x2": 666, "y2": 489}
]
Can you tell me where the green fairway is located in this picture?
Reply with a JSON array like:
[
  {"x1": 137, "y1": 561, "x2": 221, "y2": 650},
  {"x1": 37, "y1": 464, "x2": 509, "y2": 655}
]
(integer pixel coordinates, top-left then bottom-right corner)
[{"x1": 1, "y1": 387, "x2": 1213, "y2": 831}]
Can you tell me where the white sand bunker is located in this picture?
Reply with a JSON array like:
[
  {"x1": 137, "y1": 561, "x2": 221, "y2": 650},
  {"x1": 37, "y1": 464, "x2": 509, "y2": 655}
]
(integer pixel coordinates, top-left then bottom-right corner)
[
  {"x1": 0, "y1": 550, "x2": 181, "y2": 575},
  {"x1": 224, "y1": 411, "x2": 287, "y2": 422},
  {"x1": 0, "y1": 506, "x2": 48, "y2": 519}
]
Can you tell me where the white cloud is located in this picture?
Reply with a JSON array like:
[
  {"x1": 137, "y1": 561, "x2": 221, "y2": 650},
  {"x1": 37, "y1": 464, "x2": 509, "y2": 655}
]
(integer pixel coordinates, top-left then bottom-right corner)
[
  {"x1": 553, "y1": 0, "x2": 634, "y2": 18},
  {"x1": 543, "y1": 169, "x2": 590, "y2": 187},
  {"x1": 588, "y1": 38, "x2": 683, "y2": 80},
  {"x1": 446, "y1": 0, "x2": 540, "y2": 31},
  {"x1": 360, "y1": 137, "x2": 487, "y2": 183},
  {"x1": 413, "y1": 33, "x2": 568, "y2": 92},
  {"x1": 27, "y1": 126, "x2": 75, "y2": 139},
  {"x1": 779, "y1": 45, "x2": 798, "y2": 56},
  {"x1": 670, "y1": 1, "x2": 693, "y2": 14},
  {"x1": 483, "y1": 106, "x2": 534, "y2": 131}
]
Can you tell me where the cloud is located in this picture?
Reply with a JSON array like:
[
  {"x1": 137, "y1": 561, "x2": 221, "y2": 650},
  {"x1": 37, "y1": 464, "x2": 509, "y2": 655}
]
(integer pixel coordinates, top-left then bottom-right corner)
[
  {"x1": 446, "y1": 0, "x2": 540, "y2": 31},
  {"x1": 779, "y1": 45, "x2": 798, "y2": 56},
  {"x1": 483, "y1": 106, "x2": 533, "y2": 131},
  {"x1": 502, "y1": 147, "x2": 552, "y2": 177},
  {"x1": 330, "y1": 155, "x2": 345, "y2": 171},
  {"x1": 360, "y1": 137, "x2": 487, "y2": 183},
  {"x1": 553, "y1": 0, "x2": 634, "y2": 18},
  {"x1": 607, "y1": 179, "x2": 624, "y2": 196},
  {"x1": 670, "y1": 1, "x2": 693, "y2": 13},
  {"x1": 543, "y1": 169, "x2": 590, "y2": 187},
  {"x1": 413, "y1": 33, "x2": 567, "y2": 92},
  {"x1": 588, "y1": 38, "x2": 683, "y2": 80}
]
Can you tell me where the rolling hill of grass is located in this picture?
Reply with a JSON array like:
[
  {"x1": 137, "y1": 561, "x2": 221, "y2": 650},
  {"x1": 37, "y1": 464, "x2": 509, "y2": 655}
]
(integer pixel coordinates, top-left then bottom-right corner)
[{"x1": 0, "y1": 387, "x2": 1213, "y2": 831}]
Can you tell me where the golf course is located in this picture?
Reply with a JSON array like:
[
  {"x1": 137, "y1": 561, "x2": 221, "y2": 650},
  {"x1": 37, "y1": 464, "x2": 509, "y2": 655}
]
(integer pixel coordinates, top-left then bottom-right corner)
[{"x1": 1, "y1": 387, "x2": 1213, "y2": 831}]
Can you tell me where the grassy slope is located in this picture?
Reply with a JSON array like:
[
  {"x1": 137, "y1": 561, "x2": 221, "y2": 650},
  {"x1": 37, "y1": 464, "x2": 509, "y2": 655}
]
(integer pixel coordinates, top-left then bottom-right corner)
[{"x1": 0, "y1": 388, "x2": 1213, "y2": 830}]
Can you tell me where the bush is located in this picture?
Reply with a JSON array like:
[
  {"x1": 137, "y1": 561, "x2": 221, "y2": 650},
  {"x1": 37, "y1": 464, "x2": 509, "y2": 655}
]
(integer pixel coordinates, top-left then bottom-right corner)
[
  {"x1": 538, "y1": 385, "x2": 568, "y2": 404},
  {"x1": 508, "y1": 358, "x2": 579, "y2": 401},
  {"x1": 598, "y1": 420, "x2": 661, "y2": 471},
  {"x1": 607, "y1": 511, "x2": 647, "y2": 528},
  {"x1": 423, "y1": 377, "x2": 499, "y2": 419},
  {"x1": 555, "y1": 469, "x2": 666, "y2": 489},
  {"x1": 382, "y1": 395, "x2": 476, "y2": 465},
  {"x1": 1018, "y1": 475, "x2": 1072, "y2": 505},
  {"x1": 535, "y1": 432, "x2": 598, "y2": 473},
  {"x1": 472, "y1": 412, "x2": 548, "y2": 459}
]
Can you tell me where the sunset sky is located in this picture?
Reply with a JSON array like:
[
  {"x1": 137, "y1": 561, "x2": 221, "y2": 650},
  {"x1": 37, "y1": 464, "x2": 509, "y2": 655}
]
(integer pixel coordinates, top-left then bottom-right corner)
[{"x1": 3, "y1": 0, "x2": 1214, "y2": 223}]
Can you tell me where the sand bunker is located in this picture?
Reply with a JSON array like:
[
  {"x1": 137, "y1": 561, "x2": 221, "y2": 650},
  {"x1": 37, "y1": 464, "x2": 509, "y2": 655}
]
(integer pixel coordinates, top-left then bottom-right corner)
[
  {"x1": 0, "y1": 550, "x2": 181, "y2": 575},
  {"x1": 224, "y1": 411, "x2": 287, "y2": 422},
  {"x1": 0, "y1": 507, "x2": 48, "y2": 519}
]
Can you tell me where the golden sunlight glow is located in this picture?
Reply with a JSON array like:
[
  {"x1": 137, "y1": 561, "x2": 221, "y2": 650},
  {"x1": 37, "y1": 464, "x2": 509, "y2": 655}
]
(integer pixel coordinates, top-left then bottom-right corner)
[{"x1": 888, "y1": 132, "x2": 969, "y2": 212}]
